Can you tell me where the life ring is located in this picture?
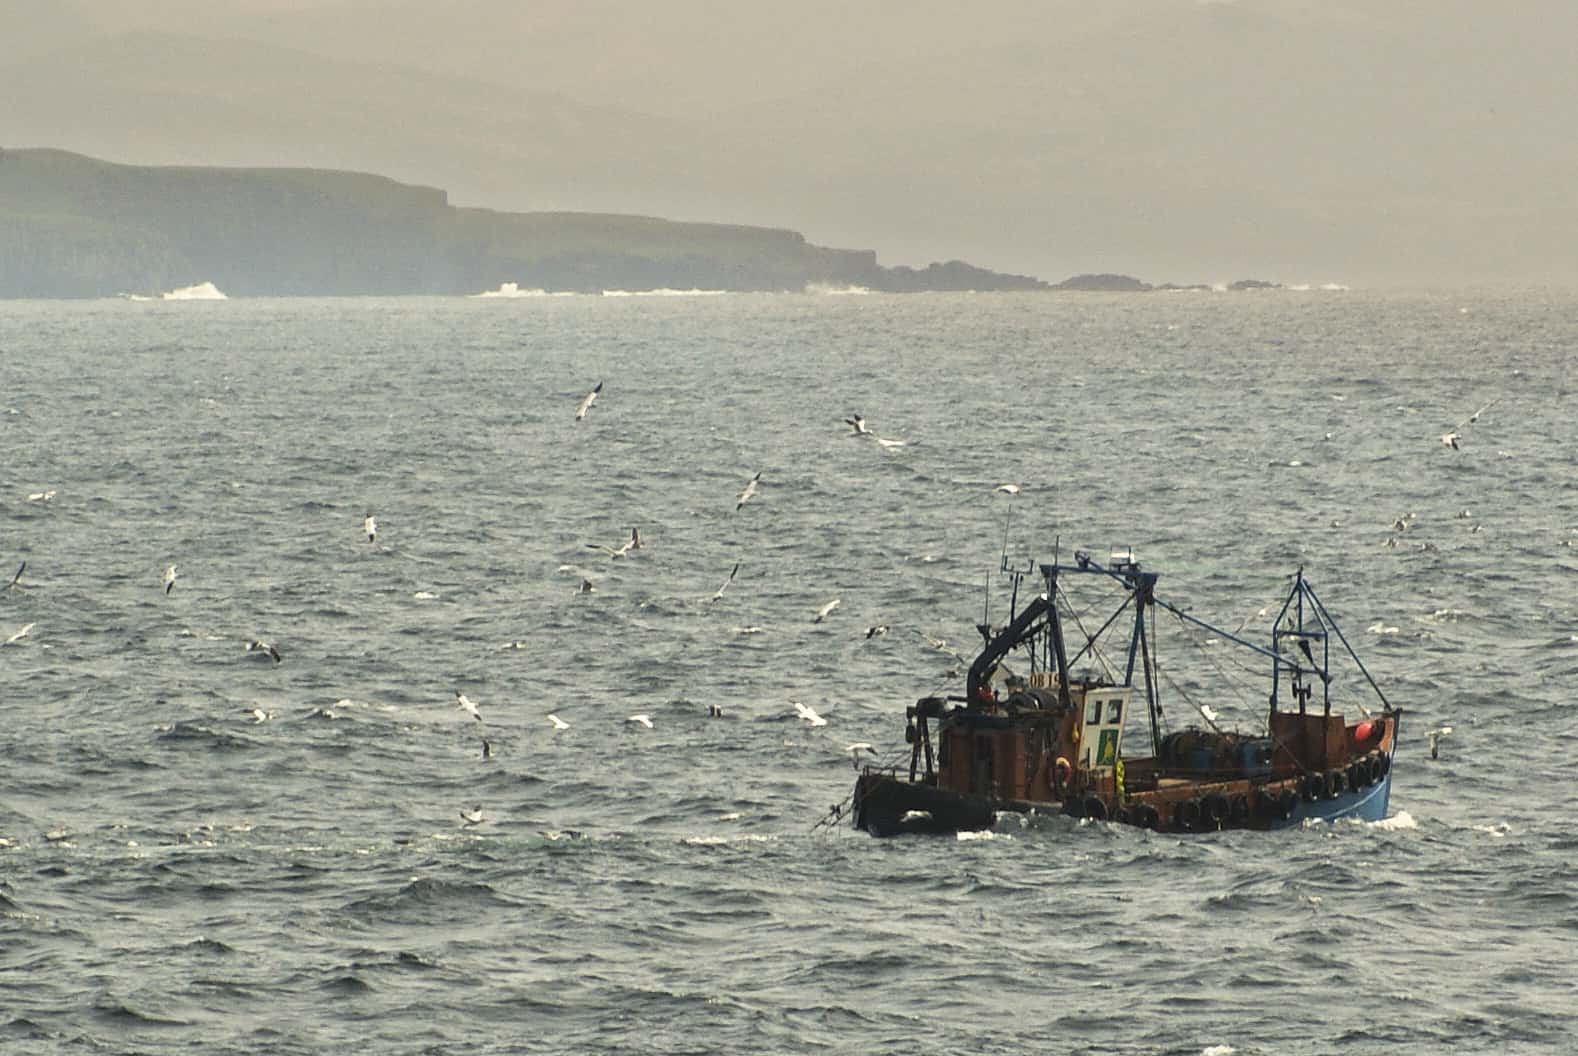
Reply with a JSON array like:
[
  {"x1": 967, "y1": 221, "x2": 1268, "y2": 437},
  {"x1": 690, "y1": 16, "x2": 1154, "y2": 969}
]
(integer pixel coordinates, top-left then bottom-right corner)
[
  {"x1": 1175, "y1": 798, "x2": 1202, "y2": 832},
  {"x1": 1053, "y1": 756, "x2": 1073, "y2": 793},
  {"x1": 1081, "y1": 795, "x2": 1108, "y2": 821}
]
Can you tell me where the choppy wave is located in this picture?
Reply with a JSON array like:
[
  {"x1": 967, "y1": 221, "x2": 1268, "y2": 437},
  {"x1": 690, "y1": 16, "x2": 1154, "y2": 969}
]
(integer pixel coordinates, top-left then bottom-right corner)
[
  {"x1": 0, "y1": 288, "x2": 1573, "y2": 1055},
  {"x1": 804, "y1": 281, "x2": 872, "y2": 295}
]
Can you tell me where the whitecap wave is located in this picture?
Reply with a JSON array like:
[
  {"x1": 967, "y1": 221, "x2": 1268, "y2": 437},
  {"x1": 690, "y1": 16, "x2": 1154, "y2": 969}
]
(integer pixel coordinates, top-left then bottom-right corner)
[
  {"x1": 1202, "y1": 1046, "x2": 1236, "y2": 1056},
  {"x1": 1371, "y1": 810, "x2": 1417, "y2": 831},
  {"x1": 162, "y1": 281, "x2": 227, "y2": 300},
  {"x1": 804, "y1": 282, "x2": 871, "y2": 295},
  {"x1": 601, "y1": 288, "x2": 730, "y2": 297},
  {"x1": 956, "y1": 829, "x2": 1011, "y2": 841},
  {"x1": 469, "y1": 282, "x2": 550, "y2": 299}
]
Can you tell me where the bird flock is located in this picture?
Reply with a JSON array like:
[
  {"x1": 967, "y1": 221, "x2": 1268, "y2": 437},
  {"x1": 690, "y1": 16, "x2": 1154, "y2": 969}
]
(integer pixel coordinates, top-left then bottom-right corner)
[{"x1": 3, "y1": 376, "x2": 1514, "y2": 836}]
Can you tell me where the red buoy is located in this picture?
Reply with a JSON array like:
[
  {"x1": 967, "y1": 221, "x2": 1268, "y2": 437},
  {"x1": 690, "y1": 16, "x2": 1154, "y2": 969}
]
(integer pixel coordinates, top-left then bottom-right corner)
[{"x1": 1355, "y1": 721, "x2": 1375, "y2": 743}]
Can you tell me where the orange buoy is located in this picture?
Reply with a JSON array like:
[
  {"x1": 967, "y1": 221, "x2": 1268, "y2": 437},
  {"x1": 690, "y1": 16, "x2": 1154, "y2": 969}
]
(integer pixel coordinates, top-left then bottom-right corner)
[{"x1": 1355, "y1": 721, "x2": 1376, "y2": 743}]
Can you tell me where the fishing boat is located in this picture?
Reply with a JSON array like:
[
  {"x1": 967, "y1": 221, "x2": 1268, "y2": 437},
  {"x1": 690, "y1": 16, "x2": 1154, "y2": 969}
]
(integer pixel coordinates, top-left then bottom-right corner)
[{"x1": 852, "y1": 549, "x2": 1399, "y2": 836}]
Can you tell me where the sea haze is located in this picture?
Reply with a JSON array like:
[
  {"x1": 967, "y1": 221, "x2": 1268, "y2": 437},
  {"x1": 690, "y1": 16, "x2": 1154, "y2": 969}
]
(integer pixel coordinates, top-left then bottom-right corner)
[{"x1": 1, "y1": 289, "x2": 1575, "y2": 1055}]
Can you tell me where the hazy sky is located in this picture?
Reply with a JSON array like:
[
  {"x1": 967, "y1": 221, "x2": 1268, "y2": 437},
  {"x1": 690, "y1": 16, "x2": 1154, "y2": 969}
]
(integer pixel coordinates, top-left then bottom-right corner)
[{"x1": 5, "y1": 0, "x2": 1575, "y2": 285}]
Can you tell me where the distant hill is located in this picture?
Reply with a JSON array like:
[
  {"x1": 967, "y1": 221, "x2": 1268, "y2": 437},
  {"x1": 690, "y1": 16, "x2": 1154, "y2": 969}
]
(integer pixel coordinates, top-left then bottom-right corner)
[{"x1": 0, "y1": 149, "x2": 1046, "y2": 298}]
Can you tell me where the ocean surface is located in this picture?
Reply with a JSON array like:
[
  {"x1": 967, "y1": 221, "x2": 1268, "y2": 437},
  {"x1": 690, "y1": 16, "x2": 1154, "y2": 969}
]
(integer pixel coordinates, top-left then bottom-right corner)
[{"x1": 1, "y1": 288, "x2": 1575, "y2": 1055}]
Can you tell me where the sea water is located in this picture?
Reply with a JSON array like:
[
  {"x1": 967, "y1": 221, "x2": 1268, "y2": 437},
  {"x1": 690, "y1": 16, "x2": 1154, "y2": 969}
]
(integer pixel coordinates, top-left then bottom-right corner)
[{"x1": 1, "y1": 289, "x2": 1575, "y2": 1055}]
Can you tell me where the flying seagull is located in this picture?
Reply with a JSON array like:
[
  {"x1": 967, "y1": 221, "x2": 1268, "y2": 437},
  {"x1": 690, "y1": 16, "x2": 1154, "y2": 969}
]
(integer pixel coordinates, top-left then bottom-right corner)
[
  {"x1": 865, "y1": 624, "x2": 889, "y2": 638},
  {"x1": 587, "y1": 527, "x2": 642, "y2": 558},
  {"x1": 162, "y1": 564, "x2": 178, "y2": 594},
  {"x1": 845, "y1": 415, "x2": 871, "y2": 435},
  {"x1": 459, "y1": 806, "x2": 485, "y2": 826},
  {"x1": 709, "y1": 562, "x2": 740, "y2": 602},
  {"x1": 575, "y1": 380, "x2": 604, "y2": 421},
  {"x1": 363, "y1": 514, "x2": 377, "y2": 543},
  {"x1": 1427, "y1": 725, "x2": 1453, "y2": 759},
  {"x1": 246, "y1": 639, "x2": 283, "y2": 663},
  {"x1": 845, "y1": 742, "x2": 878, "y2": 768},
  {"x1": 995, "y1": 483, "x2": 1022, "y2": 495},
  {"x1": 455, "y1": 691, "x2": 482, "y2": 722},
  {"x1": 481, "y1": 739, "x2": 493, "y2": 759},
  {"x1": 1441, "y1": 398, "x2": 1499, "y2": 450},
  {"x1": 813, "y1": 598, "x2": 841, "y2": 623},
  {"x1": 736, "y1": 471, "x2": 761, "y2": 511},
  {"x1": 627, "y1": 714, "x2": 654, "y2": 729},
  {"x1": 793, "y1": 701, "x2": 828, "y2": 727},
  {"x1": 26, "y1": 489, "x2": 55, "y2": 502},
  {"x1": 577, "y1": 577, "x2": 597, "y2": 594},
  {"x1": 6, "y1": 561, "x2": 23, "y2": 590},
  {"x1": 4, "y1": 622, "x2": 34, "y2": 646},
  {"x1": 548, "y1": 713, "x2": 570, "y2": 730}
]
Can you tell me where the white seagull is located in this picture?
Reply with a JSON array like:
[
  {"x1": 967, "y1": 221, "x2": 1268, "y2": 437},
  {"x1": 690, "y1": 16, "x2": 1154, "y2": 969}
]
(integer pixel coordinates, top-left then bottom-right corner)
[
  {"x1": 865, "y1": 624, "x2": 889, "y2": 638},
  {"x1": 845, "y1": 415, "x2": 871, "y2": 435},
  {"x1": 575, "y1": 380, "x2": 604, "y2": 421},
  {"x1": 455, "y1": 691, "x2": 482, "y2": 722},
  {"x1": 844, "y1": 742, "x2": 878, "y2": 768},
  {"x1": 548, "y1": 713, "x2": 570, "y2": 730},
  {"x1": 4, "y1": 622, "x2": 34, "y2": 645},
  {"x1": 587, "y1": 527, "x2": 642, "y2": 558},
  {"x1": 995, "y1": 483, "x2": 1022, "y2": 495},
  {"x1": 1427, "y1": 725, "x2": 1453, "y2": 759},
  {"x1": 1441, "y1": 398, "x2": 1499, "y2": 450},
  {"x1": 736, "y1": 471, "x2": 761, "y2": 511},
  {"x1": 363, "y1": 514, "x2": 377, "y2": 543},
  {"x1": 627, "y1": 714, "x2": 654, "y2": 729},
  {"x1": 245, "y1": 639, "x2": 283, "y2": 663},
  {"x1": 875, "y1": 436, "x2": 907, "y2": 449},
  {"x1": 578, "y1": 577, "x2": 597, "y2": 594},
  {"x1": 793, "y1": 701, "x2": 828, "y2": 727},
  {"x1": 813, "y1": 598, "x2": 841, "y2": 623},
  {"x1": 162, "y1": 564, "x2": 178, "y2": 593},
  {"x1": 459, "y1": 806, "x2": 485, "y2": 826},
  {"x1": 6, "y1": 561, "x2": 22, "y2": 590},
  {"x1": 26, "y1": 489, "x2": 55, "y2": 502},
  {"x1": 709, "y1": 562, "x2": 740, "y2": 602}
]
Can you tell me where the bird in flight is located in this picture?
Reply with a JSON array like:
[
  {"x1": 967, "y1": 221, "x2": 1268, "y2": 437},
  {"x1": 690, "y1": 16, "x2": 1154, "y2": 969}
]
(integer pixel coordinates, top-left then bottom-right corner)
[
  {"x1": 710, "y1": 562, "x2": 740, "y2": 602},
  {"x1": 162, "y1": 564, "x2": 178, "y2": 593},
  {"x1": 736, "y1": 471, "x2": 761, "y2": 511},
  {"x1": 575, "y1": 380, "x2": 604, "y2": 421},
  {"x1": 1440, "y1": 398, "x2": 1499, "y2": 450},
  {"x1": 455, "y1": 691, "x2": 482, "y2": 722},
  {"x1": 813, "y1": 599, "x2": 841, "y2": 623},
  {"x1": 587, "y1": 527, "x2": 642, "y2": 558},
  {"x1": 363, "y1": 514, "x2": 377, "y2": 543},
  {"x1": 246, "y1": 639, "x2": 283, "y2": 663}
]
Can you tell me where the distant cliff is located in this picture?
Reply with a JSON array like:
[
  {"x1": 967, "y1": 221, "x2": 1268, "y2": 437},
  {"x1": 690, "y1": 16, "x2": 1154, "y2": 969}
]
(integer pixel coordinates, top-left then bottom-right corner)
[{"x1": 0, "y1": 148, "x2": 1047, "y2": 297}]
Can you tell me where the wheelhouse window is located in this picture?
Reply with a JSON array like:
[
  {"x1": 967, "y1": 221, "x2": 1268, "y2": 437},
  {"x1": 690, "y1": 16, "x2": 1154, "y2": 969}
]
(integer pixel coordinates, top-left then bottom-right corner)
[{"x1": 1086, "y1": 699, "x2": 1102, "y2": 724}]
